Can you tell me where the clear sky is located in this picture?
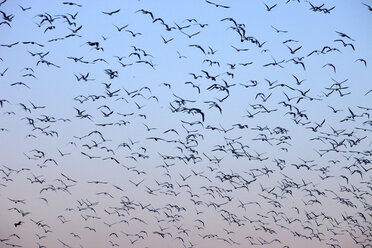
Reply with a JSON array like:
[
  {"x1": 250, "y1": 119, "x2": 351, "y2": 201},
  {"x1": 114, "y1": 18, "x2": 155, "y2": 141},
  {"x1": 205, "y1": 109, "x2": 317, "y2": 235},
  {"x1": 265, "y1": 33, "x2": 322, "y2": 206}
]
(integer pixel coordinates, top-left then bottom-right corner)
[{"x1": 0, "y1": 0, "x2": 371, "y2": 248}]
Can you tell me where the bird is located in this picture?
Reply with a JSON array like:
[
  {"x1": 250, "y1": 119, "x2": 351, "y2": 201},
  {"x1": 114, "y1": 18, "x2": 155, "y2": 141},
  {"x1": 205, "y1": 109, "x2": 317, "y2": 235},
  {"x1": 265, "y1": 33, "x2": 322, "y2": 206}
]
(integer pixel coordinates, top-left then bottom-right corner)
[
  {"x1": 334, "y1": 39, "x2": 355, "y2": 50},
  {"x1": 355, "y1": 58, "x2": 367, "y2": 67},
  {"x1": 113, "y1": 24, "x2": 128, "y2": 32},
  {"x1": 0, "y1": 42, "x2": 19, "y2": 48},
  {"x1": 19, "y1": 5, "x2": 32, "y2": 11},
  {"x1": 286, "y1": 45, "x2": 302, "y2": 54},
  {"x1": 362, "y1": 2, "x2": 372, "y2": 11},
  {"x1": 264, "y1": 3, "x2": 277, "y2": 11},
  {"x1": 328, "y1": 105, "x2": 343, "y2": 113},
  {"x1": 271, "y1": 25, "x2": 288, "y2": 33},
  {"x1": 189, "y1": 44, "x2": 206, "y2": 54},
  {"x1": 205, "y1": 0, "x2": 230, "y2": 8},
  {"x1": 292, "y1": 74, "x2": 306, "y2": 85},
  {"x1": 0, "y1": 68, "x2": 8, "y2": 76},
  {"x1": 102, "y1": 9, "x2": 120, "y2": 15},
  {"x1": 184, "y1": 81, "x2": 201, "y2": 93},
  {"x1": 322, "y1": 63, "x2": 337, "y2": 73},
  {"x1": 135, "y1": 9, "x2": 154, "y2": 19},
  {"x1": 231, "y1": 45, "x2": 249, "y2": 52},
  {"x1": 335, "y1": 31, "x2": 354, "y2": 41},
  {"x1": 126, "y1": 30, "x2": 142, "y2": 37},
  {"x1": 129, "y1": 179, "x2": 144, "y2": 187},
  {"x1": 181, "y1": 31, "x2": 201, "y2": 39},
  {"x1": 14, "y1": 221, "x2": 24, "y2": 227},
  {"x1": 63, "y1": 2, "x2": 82, "y2": 7}
]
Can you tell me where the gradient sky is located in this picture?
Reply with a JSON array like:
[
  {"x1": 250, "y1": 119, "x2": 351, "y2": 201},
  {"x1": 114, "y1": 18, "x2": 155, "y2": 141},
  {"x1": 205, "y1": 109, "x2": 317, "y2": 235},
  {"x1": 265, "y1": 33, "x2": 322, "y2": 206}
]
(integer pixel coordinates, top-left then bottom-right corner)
[{"x1": 0, "y1": 0, "x2": 371, "y2": 248}]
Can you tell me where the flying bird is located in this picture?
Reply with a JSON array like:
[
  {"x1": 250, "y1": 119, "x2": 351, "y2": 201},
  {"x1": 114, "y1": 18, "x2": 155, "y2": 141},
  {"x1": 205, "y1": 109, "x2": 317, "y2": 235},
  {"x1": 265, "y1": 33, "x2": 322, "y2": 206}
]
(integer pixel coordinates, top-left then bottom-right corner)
[{"x1": 102, "y1": 9, "x2": 120, "y2": 15}]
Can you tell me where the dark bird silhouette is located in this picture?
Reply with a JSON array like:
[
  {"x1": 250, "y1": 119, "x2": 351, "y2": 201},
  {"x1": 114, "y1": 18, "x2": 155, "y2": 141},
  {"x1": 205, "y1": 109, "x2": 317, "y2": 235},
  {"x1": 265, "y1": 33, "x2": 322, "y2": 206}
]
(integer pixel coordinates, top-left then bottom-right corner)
[
  {"x1": 102, "y1": 9, "x2": 120, "y2": 15},
  {"x1": 189, "y1": 44, "x2": 206, "y2": 54},
  {"x1": 114, "y1": 24, "x2": 128, "y2": 32},
  {"x1": 63, "y1": 2, "x2": 82, "y2": 7},
  {"x1": 135, "y1": 9, "x2": 154, "y2": 20},
  {"x1": 19, "y1": 5, "x2": 32, "y2": 11},
  {"x1": 231, "y1": 45, "x2": 249, "y2": 52},
  {"x1": 161, "y1": 35, "x2": 174, "y2": 44},
  {"x1": 355, "y1": 58, "x2": 367, "y2": 67},
  {"x1": 286, "y1": 45, "x2": 302, "y2": 54},
  {"x1": 264, "y1": 3, "x2": 277, "y2": 11},
  {"x1": 181, "y1": 31, "x2": 201, "y2": 39},
  {"x1": 362, "y1": 2, "x2": 372, "y2": 11},
  {"x1": 126, "y1": 29, "x2": 142, "y2": 37},
  {"x1": 335, "y1": 31, "x2": 354, "y2": 41},
  {"x1": 205, "y1": 0, "x2": 230, "y2": 8},
  {"x1": 271, "y1": 25, "x2": 288, "y2": 33},
  {"x1": 334, "y1": 39, "x2": 355, "y2": 50},
  {"x1": 0, "y1": 68, "x2": 8, "y2": 76},
  {"x1": 14, "y1": 221, "x2": 24, "y2": 227},
  {"x1": 322, "y1": 63, "x2": 337, "y2": 73}
]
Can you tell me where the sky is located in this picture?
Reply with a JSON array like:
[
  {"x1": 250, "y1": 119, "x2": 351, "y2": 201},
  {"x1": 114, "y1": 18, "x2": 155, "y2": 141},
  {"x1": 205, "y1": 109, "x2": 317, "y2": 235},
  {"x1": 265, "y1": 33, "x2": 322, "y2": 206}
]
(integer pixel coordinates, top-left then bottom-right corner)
[{"x1": 0, "y1": 0, "x2": 371, "y2": 247}]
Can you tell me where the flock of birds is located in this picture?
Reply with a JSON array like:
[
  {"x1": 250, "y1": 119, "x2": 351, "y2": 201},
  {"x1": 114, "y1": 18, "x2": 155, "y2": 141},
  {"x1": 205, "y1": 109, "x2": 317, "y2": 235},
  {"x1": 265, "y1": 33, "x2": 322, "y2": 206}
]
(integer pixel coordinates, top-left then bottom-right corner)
[{"x1": 0, "y1": 0, "x2": 371, "y2": 247}]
